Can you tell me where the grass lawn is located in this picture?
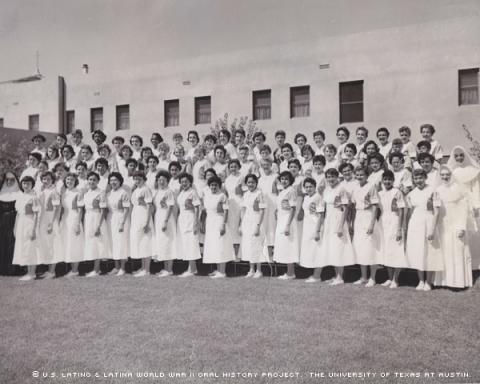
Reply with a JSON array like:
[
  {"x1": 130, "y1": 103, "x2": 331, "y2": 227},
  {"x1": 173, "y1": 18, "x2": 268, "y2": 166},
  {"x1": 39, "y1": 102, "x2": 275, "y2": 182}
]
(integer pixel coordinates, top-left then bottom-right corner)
[{"x1": 1, "y1": 263, "x2": 479, "y2": 384}]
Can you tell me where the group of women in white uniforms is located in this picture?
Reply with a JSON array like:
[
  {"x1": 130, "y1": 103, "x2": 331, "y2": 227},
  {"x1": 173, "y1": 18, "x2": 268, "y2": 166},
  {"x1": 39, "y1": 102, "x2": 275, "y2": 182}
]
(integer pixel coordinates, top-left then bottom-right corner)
[{"x1": 8, "y1": 124, "x2": 479, "y2": 290}]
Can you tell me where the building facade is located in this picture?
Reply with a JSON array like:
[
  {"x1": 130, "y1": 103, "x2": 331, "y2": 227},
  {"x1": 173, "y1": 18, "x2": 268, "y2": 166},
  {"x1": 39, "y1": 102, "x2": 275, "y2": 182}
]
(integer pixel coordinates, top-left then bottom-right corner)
[{"x1": 0, "y1": 15, "x2": 479, "y2": 150}]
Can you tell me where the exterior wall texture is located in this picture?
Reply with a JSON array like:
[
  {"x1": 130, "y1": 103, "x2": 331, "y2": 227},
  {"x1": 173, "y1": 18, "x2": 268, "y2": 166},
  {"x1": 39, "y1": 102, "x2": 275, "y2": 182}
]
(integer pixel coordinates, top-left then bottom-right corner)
[{"x1": 0, "y1": 16, "x2": 479, "y2": 151}]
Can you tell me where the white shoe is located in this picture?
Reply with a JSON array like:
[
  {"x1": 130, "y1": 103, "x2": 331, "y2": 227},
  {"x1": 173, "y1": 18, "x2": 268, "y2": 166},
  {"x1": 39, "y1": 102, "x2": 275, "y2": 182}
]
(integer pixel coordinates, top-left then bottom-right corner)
[
  {"x1": 134, "y1": 270, "x2": 147, "y2": 277},
  {"x1": 389, "y1": 281, "x2": 398, "y2": 289},
  {"x1": 253, "y1": 271, "x2": 263, "y2": 279},
  {"x1": 245, "y1": 270, "x2": 255, "y2": 278},
  {"x1": 324, "y1": 278, "x2": 334, "y2": 284},
  {"x1": 42, "y1": 271, "x2": 55, "y2": 279},
  {"x1": 158, "y1": 270, "x2": 173, "y2": 277},
  {"x1": 85, "y1": 271, "x2": 99, "y2": 278},
  {"x1": 353, "y1": 278, "x2": 367, "y2": 285},
  {"x1": 277, "y1": 273, "x2": 295, "y2": 280},
  {"x1": 365, "y1": 279, "x2": 376, "y2": 288},
  {"x1": 330, "y1": 278, "x2": 344, "y2": 286},
  {"x1": 305, "y1": 276, "x2": 320, "y2": 283},
  {"x1": 211, "y1": 272, "x2": 226, "y2": 279},
  {"x1": 116, "y1": 269, "x2": 125, "y2": 277},
  {"x1": 179, "y1": 271, "x2": 194, "y2": 278},
  {"x1": 108, "y1": 268, "x2": 119, "y2": 276},
  {"x1": 416, "y1": 281, "x2": 425, "y2": 290},
  {"x1": 381, "y1": 279, "x2": 392, "y2": 287},
  {"x1": 65, "y1": 271, "x2": 79, "y2": 278},
  {"x1": 19, "y1": 274, "x2": 35, "y2": 281},
  {"x1": 208, "y1": 270, "x2": 219, "y2": 277},
  {"x1": 423, "y1": 282, "x2": 432, "y2": 291}
]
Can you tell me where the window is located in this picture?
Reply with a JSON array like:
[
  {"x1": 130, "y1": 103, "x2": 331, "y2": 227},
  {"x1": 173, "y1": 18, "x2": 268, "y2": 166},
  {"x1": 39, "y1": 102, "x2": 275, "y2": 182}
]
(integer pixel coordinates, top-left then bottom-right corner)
[
  {"x1": 66, "y1": 110, "x2": 75, "y2": 133},
  {"x1": 339, "y1": 81, "x2": 363, "y2": 123},
  {"x1": 90, "y1": 107, "x2": 103, "y2": 132},
  {"x1": 116, "y1": 105, "x2": 130, "y2": 131},
  {"x1": 253, "y1": 90, "x2": 271, "y2": 120},
  {"x1": 195, "y1": 96, "x2": 211, "y2": 125},
  {"x1": 28, "y1": 114, "x2": 39, "y2": 131},
  {"x1": 290, "y1": 86, "x2": 310, "y2": 118},
  {"x1": 164, "y1": 99, "x2": 179, "y2": 127},
  {"x1": 0, "y1": 118, "x2": 3, "y2": 128},
  {"x1": 459, "y1": 68, "x2": 479, "y2": 105}
]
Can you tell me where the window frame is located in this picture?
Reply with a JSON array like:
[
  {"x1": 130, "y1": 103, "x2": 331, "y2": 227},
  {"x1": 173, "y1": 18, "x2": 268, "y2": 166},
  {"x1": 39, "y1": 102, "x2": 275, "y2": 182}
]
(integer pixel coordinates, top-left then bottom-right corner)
[
  {"x1": 164, "y1": 99, "x2": 180, "y2": 127},
  {"x1": 339, "y1": 80, "x2": 364, "y2": 124},
  {"x1": 252, "y1": 89, "x2": 272, "y2": 121},
  {"x1": 90, "y1": 107, "x2": 103, "y2": 132},
  {"x1": 290, "y1": 85, "x2": 310, "y2": 118},
  {"x1": 66, "y1": 110, "x2": 75, "y2": 134},
  {"x1": 458, "y1": 68, "x2": 479, "y2": 106},
  {"x1": 194, "y1": 96, "x2": 211, "y2": 125},
  {"x1": 116, "y1": 104, "x2": 130, "y2": 131},
  {"x1": 28, "y1": 114, "x2": 40, "y2": 131}
]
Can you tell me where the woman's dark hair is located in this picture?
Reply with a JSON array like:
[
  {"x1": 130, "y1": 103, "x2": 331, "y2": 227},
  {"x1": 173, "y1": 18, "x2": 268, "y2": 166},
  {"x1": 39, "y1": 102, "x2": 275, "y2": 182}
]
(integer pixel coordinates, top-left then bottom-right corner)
[
  {"x1": 336, "y1": 126, "x2": 350, "y2": 139},
  {"x1": 40, "y1": 171, "x2": 56, "y2": 183},
  {"x1": 303, "y1": 177, "x2": 316, "y2": 188},
  {"x1": 28, "y1": 152, "x2": 42, "y2": 163},
  {"x1": 278, "y1": 171, "x2": 294, "y2": 186},
  {"x1": 244, "y1": 173, "x2": 259, "y2": 185},
  {"x1": 312, "y1": 155, "x2": 326, "y2": 165},
  {"x1": 178, "y1": 172, "x2": 193, "y2": 184},
  {"x1": 20, "y1": 176, "x2": 36, "y2": 189},
  {"x1": 228, "y1": 159, "x2": 241, "y2": 169},
  {"x1": 214, "y1": 145, "x2": 227, "y2": 156},
  {"x1": 325, "y1": 168, "x2": 339, "y2": 178},
  {"x1": 207, "y1": 175, "x2": 223, "y2": 187},
  {"x1": 168, "y1": 161, "x2": 181, "y2": 172},
  {"x1": 287, "y1": 158, "x2": 302, "y2": 170},
  {"x1": 62, "y1": 145, "x2": 75, "y2": 158},
  {"x1": 382, "y1": 170, "x2": 395, "y2": 180},
  {"x1": 132, "y1": 171, "x2": 147, "y2": 181},
  {"x1": 108, "y1": 172, "x2": 124, "y2": 186},
  {"x1": 155, "y1": 170, "x2": 171, "y2": 183},
  {"x1": 130, "y1": 135, "x2": 143, "y2": 146},
  {"x1": 63, "y1": 172, "x2": 79, "y2": 188},
  {"x1": 146, "y1": 155, "x2": 159, "y2": 164},
  {"x1": 87, "y1": 171, "x2": 100, "y2": 181}
]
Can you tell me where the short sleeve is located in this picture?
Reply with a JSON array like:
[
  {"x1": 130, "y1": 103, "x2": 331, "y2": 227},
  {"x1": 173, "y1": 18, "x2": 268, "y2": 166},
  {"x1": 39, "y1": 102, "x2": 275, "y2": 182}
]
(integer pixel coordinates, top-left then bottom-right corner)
[
  {"x1": 432, "y1": 192, "x2": 441, "y2": 208},
  {"x1": 32, "y1": 196, "x2": 41, "y2": 212},
  {"x1": 221, "y1": 194, "x2": 229, "y2": 210},
  {"x1": 257, "y1": 192, "x2": 267, "y2": 209},
  {"x1": 316, "y1": 196, "x2": 325, "y2": 213},
  {"x1": 99, "y1": 193, "x2": 107, "y2": 209},
  {"x1": 288, "y1": 189, "x2": 297, "y2": 206},
  {"x1": 166, "y1": 190, "x2": 175, "y2": 206},
  {"x1": 394, "y1": 190, "x2": 406, "y2": 208},
  {"x1": 52, "y1": 191, "x2": 61, "y2": 206},
  {"x1": 122, "y1": 192, "x2": 131, "y2": 207},
  {"x1": 192, "y1": 191, "x2": 201, "y2": 206},
  {"x1": 144, "y1": 188, "x2": 153, "y2": 204},
  {"x1": 369, "y1": 186, "x2": 380, "y2": 205}
]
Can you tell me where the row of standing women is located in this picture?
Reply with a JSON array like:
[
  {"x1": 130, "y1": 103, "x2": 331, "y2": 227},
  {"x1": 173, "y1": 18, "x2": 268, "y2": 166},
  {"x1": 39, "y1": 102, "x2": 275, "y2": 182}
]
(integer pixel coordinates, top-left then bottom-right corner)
[{"x1": 2, "y1": 125, "x2": 479, "y2": 290}]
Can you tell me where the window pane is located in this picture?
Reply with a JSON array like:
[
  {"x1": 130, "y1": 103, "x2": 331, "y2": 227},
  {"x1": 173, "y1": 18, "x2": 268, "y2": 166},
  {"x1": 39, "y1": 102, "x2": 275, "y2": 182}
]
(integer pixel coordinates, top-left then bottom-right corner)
[
  {"x1": 195, "y1": 96, "x2": 211, "y2": 125},
  {"x1": 116, "y1": 105, "x2": 130, "y2": 131},
  {"x1": 253, "y1": 90, "x2": 271, "y2": 120},
  {"x1": 339, "y1": 81, "x2": 364, "y2": 123},
  {"x1": 66, "y1": 110, "x2": 75, "y2": 133},
  {"x1": 29, "y1": 114, "x2": 39, "y2": 131},
  {"x1": 90, "y1": 108, "x2": 103, "y2": 132},
  {"x1": 291, "y1": 86, "x2": 310, "y2": 118},
  {"x1": 459, "y1": 69, "x2": 479, "y2": 105},
  {"x1": 164, "y1": 99, "x2": 179, "y2": 127},
  {"x1": 340, "y1": 81, "x2": 363, "y2": 102}
]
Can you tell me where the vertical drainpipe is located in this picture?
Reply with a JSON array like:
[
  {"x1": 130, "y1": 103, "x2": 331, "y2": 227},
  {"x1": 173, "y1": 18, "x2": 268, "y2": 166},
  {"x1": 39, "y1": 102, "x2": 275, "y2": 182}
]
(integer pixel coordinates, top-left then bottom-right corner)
[{"x1": 58, "y1": 76, "x2": 66, "y2": 133}]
